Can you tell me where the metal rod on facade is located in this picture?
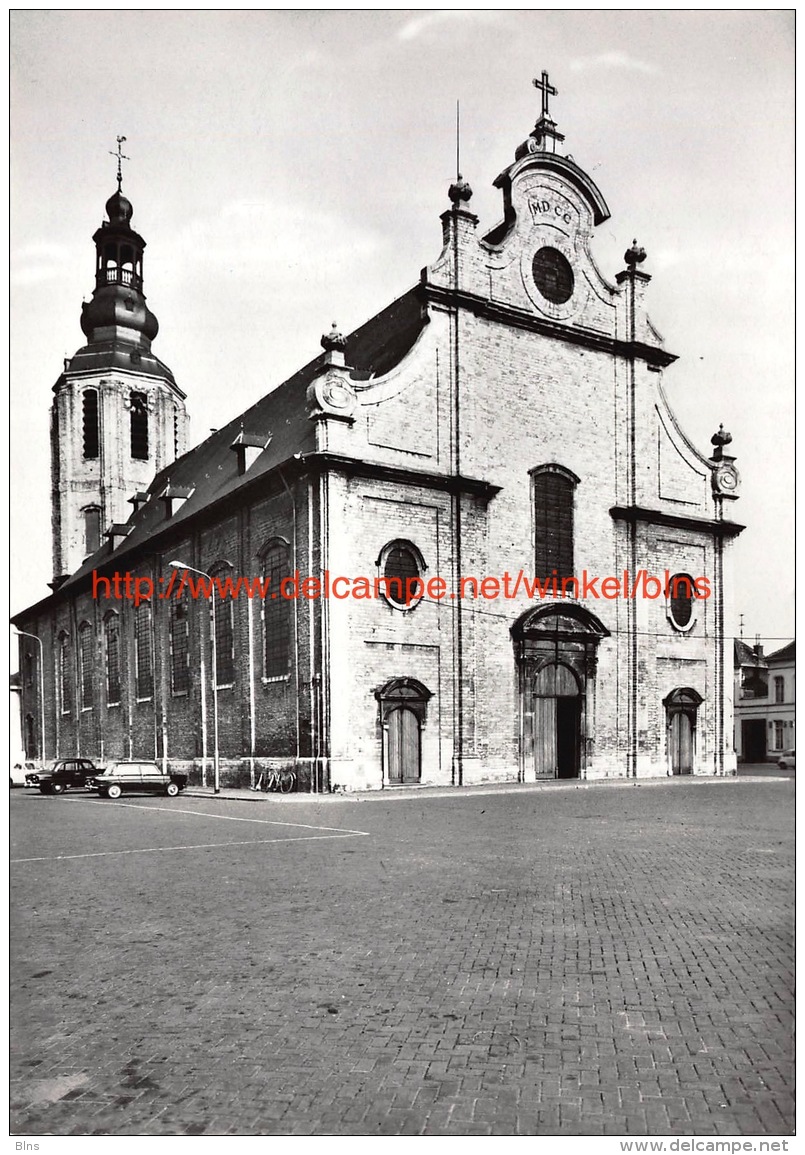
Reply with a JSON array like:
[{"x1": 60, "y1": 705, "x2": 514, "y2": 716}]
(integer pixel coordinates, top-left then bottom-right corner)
[{"x1": 169, "y1": 560, "x2": 220, "y2": 793}]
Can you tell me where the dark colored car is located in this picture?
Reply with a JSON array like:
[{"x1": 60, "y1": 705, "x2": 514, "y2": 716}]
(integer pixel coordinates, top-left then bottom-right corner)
[
  {"x1": 91, "y1": 761, "x2": 188, "y2": 799},
  {"x1": 34, "y1": 759, "x2": 99, "y2": 794}
]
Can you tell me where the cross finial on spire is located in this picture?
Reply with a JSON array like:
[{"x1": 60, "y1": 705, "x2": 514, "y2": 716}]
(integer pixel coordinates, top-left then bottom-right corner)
[
  {"x1": 109, "y1": 135, "x2": 129, "y2": 191},
  {"x1": 533, "y1": 70, "x2": 557, "y2": 120}
]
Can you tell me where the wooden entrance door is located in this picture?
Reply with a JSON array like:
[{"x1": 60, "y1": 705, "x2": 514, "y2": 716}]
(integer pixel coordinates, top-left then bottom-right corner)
[
  {"x1": 533, "y1": 662, "x2": 581, "y2": 779},
  {"x1": 670, "y1": 711, "x2": 693, "y2": 775},
  {"x1": 387, "y1": 706, "x2": 421, "y2": 784}
]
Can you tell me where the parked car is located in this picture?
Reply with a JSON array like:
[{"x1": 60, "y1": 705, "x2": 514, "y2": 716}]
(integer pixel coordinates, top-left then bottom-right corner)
[
  {"x1": 23, "y1": 761, "x2": 44, "y2": 788},
  {"x1": 777, "y1": 750, "x2": 795, "y2": 770},
  {"x1": 35, "y1": 759, "x2": 99, "y2": 794},
  {"x1": 91, "y1": 761, "x2": 188, "y2": 799},
  {"x1": 10, "y1": 763, "x2": 28, "y2": 788}
]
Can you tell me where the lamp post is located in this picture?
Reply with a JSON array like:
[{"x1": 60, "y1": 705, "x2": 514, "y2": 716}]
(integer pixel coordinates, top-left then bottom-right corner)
[
  {"x1": 13, "y1": 630, "x2": 46, "y2": 764},
  {"x1": 169, "y1": 560, "x2": 220, "y2": 794}
]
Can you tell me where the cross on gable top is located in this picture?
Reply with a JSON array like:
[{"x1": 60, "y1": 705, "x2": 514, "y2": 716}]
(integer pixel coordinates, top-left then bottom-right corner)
[{"x1": 533, "y1": 70, "x2": 558, "y2": 120}]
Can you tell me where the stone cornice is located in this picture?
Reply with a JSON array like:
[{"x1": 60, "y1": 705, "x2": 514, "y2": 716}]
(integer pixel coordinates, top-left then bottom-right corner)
[
  {"x1": 299, "y1": 451, "x2": 501, "y2": 501},
  {"x1": 422, "y1": 283, "x2": 677, "y2": 368},
  {"x1": 610, "y1": 505, "x2": 745, "y2": 538}
]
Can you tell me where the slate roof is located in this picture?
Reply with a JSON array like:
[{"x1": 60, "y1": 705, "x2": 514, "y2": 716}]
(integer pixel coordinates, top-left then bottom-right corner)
[
  {"x1": 16, "y1": 285, "x2": 428, "y2": 619},
  {"x1": 733, "y1": 639, "x2": 769, "y2": 669},
  {"x1": 766, "y1": 640, "x2": 795, "y2": 664}
]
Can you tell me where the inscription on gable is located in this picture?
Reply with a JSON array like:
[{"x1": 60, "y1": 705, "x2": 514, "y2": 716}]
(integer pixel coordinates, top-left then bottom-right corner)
[{"x1": 528, "y1": 197, "x2": 573, "y2": 226}]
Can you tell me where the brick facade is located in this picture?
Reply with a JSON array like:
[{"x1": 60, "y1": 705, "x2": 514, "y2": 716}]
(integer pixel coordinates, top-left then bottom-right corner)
[{"x1": 14, "y1": 103, "x2": 743, "y2": 790}]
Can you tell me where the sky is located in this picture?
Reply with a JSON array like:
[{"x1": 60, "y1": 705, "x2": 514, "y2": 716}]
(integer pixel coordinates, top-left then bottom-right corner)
[{"x1": 10, "y1": 10, "x2": 794, "y2": 647}]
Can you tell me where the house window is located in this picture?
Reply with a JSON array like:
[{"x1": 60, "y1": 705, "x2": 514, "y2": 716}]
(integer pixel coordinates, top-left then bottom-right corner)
[
  {"x1": 78, "y1": 622, "x2": 94, "y2": 709},
  {"x1": 774, "y1": 676, "x2": 785, "y2": 704},
  {"x1": 773, "y1": 720, "x2": 786, "y2": 751},
  {"x1": 84, "y1": 506, "x2": 102, "y2": 556},
  {"x1": 211, "y1": 565, "x2": 235, "y2": 687},
  {"x1": 58, "y1": 633, "x2": 71, "y2": 714},
  {"x1": 83, "y1": 389, "x2": 99, "y2": 459},
  {"x1": 170, "y1": 600, "x2": 190, "y2": 694},
  {"x1": 261, "y1": 541, "x2": 291, "y2": 679},
  {"x1": 668, "y1": 573, "x2": 697, "y2": 631},
  {"x1": 130, "y1": 392, "x2": 149, "y2": 460},
  {"x1": 532, "y1": 466, "x2": 577, "y2": 582},
  {"x1": 104, "y1": 613, "x2": 120, "y2": 705},
  {"x1": 135, "y1": 603, "x2": 153, "y2": 699}
]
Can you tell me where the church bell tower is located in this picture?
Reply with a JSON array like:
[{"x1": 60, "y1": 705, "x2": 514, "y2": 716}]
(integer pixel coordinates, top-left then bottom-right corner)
[{"x1": 50, "y1": 138, "x2": 189, "y2": 583}]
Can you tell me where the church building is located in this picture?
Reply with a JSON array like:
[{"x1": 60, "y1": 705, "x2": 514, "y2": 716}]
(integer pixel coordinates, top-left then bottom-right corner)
[{"x1": 13, "y1": 79, "x2": 744, "y2": 791}]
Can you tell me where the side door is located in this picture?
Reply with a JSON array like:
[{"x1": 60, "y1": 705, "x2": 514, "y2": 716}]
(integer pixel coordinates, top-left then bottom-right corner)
[
  {"x1": 119, "y1": 764, "x2": 144, "y2": 793},
  {"x1": 140, "y1": 763, "x2": 165, "y2": 792}
]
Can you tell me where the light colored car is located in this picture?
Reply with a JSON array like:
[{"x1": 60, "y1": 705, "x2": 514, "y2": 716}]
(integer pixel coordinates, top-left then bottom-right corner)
[
  {"x1": 10, "y1": 763, "x2": 28, "y2": 788},
  {"x1": 777, "y1": 750, "x2": 795, "y2": 770}
]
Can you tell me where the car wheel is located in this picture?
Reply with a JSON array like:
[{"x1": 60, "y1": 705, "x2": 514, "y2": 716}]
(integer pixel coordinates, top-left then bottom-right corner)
[
  {"x1": 52, "y1": 782, "x2": 65, "y2": 794},
  {"x1": 166, "y1": 782, "x2": 180, "y2": 797},
  {"x1": 107, "y1": 783, "x2": 122, "y2": 799}
]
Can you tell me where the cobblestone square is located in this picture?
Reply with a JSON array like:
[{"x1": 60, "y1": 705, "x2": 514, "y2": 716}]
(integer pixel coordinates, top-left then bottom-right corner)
[{"x1": 9, "y1": 777, "x2": 794, "y2": 1136}]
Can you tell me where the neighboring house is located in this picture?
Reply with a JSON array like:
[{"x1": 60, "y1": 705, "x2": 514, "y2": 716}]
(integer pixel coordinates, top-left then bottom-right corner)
[
  {"x1": 734, "y1": 640, "x2": 795, "y2": 762},
  {"x1": 11, "y1": 77, "x2": 744, "y2": 790}
]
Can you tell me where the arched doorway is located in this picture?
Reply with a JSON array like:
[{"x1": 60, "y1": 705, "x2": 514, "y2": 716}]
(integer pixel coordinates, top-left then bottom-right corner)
[
  {"x1": 388, "y1": 707, "x2": 420, "y2": 784},
  {"x1": 512, "y1": 605, "x2": 610, "y2": 781},
  {"x1": 533, "y1": 662, "x2": 581, "y2": 778},
  {"x1": 375, "y1": 678, "x2": 432, "y2": 786},
  {"x1": 664, "y1": 687, "x2": 703, "y2": 775}
]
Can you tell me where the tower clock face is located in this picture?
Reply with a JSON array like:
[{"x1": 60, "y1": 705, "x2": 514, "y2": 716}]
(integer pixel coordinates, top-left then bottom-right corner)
[{"x1": 532, "y1": 246, "x2": 574, "y2": 304}]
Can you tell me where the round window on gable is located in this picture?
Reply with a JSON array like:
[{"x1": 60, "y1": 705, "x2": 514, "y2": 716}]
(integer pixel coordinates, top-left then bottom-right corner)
[
  {"x1": 669, "y1": 573, "x2": 697, "y2": 631},
  {"x1": 532, "y1": 247, "x2": 574, "y2": 305},
  {"x1": 379, "y1": 541, "x2": 425, "y2": 610}
]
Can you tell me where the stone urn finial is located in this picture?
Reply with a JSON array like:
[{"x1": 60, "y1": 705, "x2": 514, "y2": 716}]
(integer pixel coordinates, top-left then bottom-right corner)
[
  {"x1": 321, "y1": 322, "x2": 347, "y2": 354},
  {"x1": 624, "y1": 239, "x2": 647, "y2": 267},
  {"x1": 448, "y1": 174, "x2": 473, "y2": 206}
]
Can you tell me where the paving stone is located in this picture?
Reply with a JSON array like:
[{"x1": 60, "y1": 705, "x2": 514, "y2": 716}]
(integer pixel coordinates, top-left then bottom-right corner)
[{"x1": 9, "y1": 779, "x2": 794, "y2": 1136}]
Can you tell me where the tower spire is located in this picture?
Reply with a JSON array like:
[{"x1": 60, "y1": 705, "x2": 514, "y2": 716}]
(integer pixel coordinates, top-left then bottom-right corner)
[{"x1": 109, "y1": 135, "x2": 129, "y2": 192}]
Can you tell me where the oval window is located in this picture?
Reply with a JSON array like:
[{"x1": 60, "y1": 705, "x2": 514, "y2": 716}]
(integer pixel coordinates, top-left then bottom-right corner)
[
  {"x1": 532, "y1": 247, "x2": 574, "y2": 304},
  {"x1": 669, "y1": 573, "x2": 696, "y2": 630},
  {"x1": 381, "y1": 542, "x2": 423, "y2": 609}
]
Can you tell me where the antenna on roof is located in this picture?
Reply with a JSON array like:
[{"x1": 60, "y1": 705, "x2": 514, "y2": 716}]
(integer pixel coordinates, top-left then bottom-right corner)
[
  {"x1": 456, "y1": 99, "x2": 461, "y2": 181},
  {"x1": 739, "y1": 613, "x2": 744, "y2": 639}
]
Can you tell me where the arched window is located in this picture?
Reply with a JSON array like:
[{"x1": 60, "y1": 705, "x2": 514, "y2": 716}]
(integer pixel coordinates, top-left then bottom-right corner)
[
  {"x1": 130, "y1": 392, "x2": 149, "y2": 460},
  {"x1": 24, "y1": 714, "x2": 38, "y2": 760},
  {"x1": 83, "y1": 389, "x2": 99, "y2": 459},
  {"x1": 377, "y1": 540, "x2": 426, "y2": 610},
  {"x1": 134, "y1": 603, "x2": 153, "y2": 699},
  {"x1": 170, "y1": 599, "x2": 190, "y2": 694},
  {"x1": 532, "y1": 466, "x2": 578, "y2": 582},
  {"x1": 260, "y1": 541, "x2": 291, "y2": 679},
  {"x1": 210, "y1": 563, "x2": 236, "y2": 687},
  {"x1": 120, "y1": 244, "x2": 134, "y2": 285},
  {"x1": 84, "y1": 506, "x2": 101, "y2": 556},
  {"x1": 78, "y1": 621, "x2": 94, "y2": 709},
  {"x1": 668, "y1": 573, "x2": 697, "y2": 631},
  {"x1": 58, "y1": 632, "x2": 71, "y2": 715},
  {"x1": 104, "y1": 613, "x2": 120, "y2": 706}
]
